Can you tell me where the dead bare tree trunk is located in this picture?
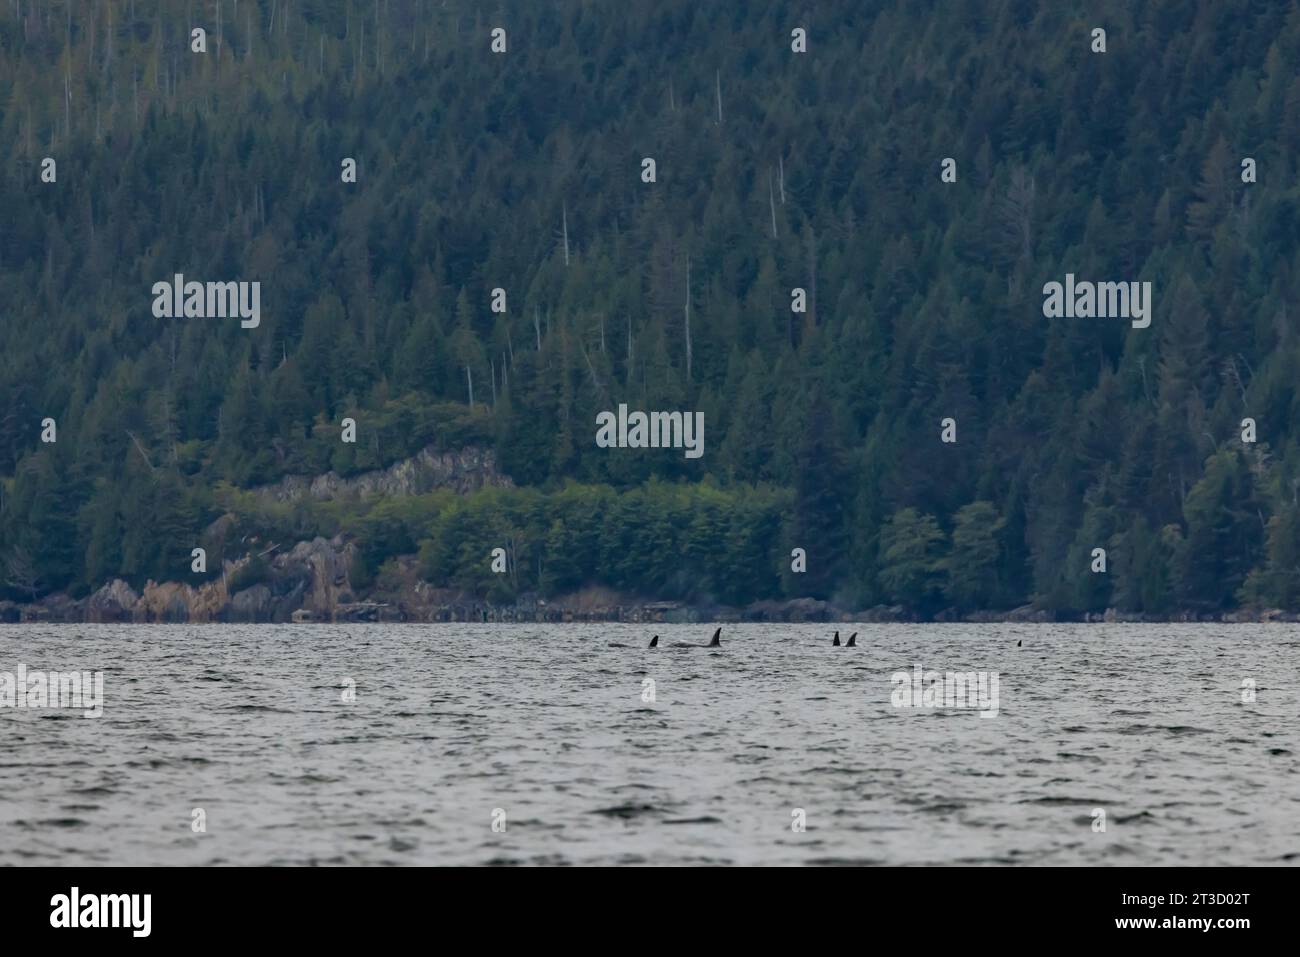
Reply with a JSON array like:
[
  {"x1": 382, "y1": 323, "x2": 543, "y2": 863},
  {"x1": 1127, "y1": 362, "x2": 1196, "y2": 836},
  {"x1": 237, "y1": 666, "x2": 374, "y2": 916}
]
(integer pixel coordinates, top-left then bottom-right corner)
[
  {"x1": 125, "y1": 430, "x2": 157, "y2": 472},
  {"x1": 768, "y1": 170, "x2": 778, "y2": 238},
  {"x1": 562, "y1": 201, "x2": 570, "y2": 265},
  {"x1": 998, "y1": 166, "x2": 1036, "y2": 264},
  {"x1": 684, "y1": 258, "x2": 693, "y2": 380},
  {"x1": 806, "y1": 226, "x2": 817, "y2": 327},
  {"x1": 106, "y1": 3, "x2": 114, "y2": 75}
]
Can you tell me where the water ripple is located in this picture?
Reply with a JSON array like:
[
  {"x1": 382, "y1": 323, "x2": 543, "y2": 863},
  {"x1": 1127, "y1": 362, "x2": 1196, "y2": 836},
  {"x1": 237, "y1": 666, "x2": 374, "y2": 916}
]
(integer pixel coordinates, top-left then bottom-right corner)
[{"x1": 0, "y1": 622, "x2": 1297, "y2": 865}]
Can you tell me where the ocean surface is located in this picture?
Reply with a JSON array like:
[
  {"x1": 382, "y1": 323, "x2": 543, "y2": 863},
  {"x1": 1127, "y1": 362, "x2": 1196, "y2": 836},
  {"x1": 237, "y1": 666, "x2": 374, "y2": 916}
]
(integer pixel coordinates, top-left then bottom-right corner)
[{"x1": 1, "y1": 622, "x2": 1297, "y2": 866}]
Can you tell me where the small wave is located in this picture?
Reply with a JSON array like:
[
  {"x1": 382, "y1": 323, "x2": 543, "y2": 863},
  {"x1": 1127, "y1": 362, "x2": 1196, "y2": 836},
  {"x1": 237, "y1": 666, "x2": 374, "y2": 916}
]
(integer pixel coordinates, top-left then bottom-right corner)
[
  {"x1": 590, "y1": 803, "x2": 660, "y2": 818},
  {"x1": 1023, "y1": 796, "x2": 1110, "y2": 806},
  {"x1": 1114, "y1": 811, "x2": 1155, "y2": 824},
  {"x1": 804, "y1": 856, "x2": 886, "y2": 866},
  {"x1": 226, "y1": 704, "x2": 293, "y2": 713}
]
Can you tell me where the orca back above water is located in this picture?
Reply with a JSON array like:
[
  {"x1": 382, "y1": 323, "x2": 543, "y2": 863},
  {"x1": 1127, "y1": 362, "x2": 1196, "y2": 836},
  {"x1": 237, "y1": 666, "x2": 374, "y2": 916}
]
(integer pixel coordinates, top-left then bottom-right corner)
[
  {"x1": 671, "y1": 627, "x2": 722, "y2": 649},
  {"x1": 832, "y1": 631, "x2": 841, "y2": 647},
  {"x1": 649, "y1": 635, "x2": 659, "y2": 648},
  {"x1": 845, "y1": 632, "x2": 857, "y2": 647}
]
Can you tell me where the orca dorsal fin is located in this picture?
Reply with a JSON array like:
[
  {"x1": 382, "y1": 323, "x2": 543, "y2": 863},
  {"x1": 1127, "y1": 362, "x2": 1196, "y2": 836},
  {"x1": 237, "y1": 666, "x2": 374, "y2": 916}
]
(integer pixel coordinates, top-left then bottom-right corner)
[
  {"x1": 649, "y1": 635, "x2": 659, "y2": 648},
  {"x1": 833, "y1": 631, "x2": 841, "y2": 646},
  {"x1": 846, "y1": 632, "x2": 857, "y2": 647},
  {"x1": 708, "y1": 627, "x2": 721, "y2": 647}
]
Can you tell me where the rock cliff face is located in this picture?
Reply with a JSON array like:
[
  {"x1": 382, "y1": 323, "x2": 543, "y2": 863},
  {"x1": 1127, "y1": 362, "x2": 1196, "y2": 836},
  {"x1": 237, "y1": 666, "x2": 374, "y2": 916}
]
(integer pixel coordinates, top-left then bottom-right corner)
[
  {"x1": 203, "y1": 536, "x2": 361, "y2": 623},
  {"x1": 284, "y1": 537, "x2": 356, "y2": 619},
  {"x1": 84, "y1": 579, "x2": 141, "y2": 623},
  {"x1": 137, "y1": 580, "x2": 226, "y2": 622},
  {"x1": 252, "y1": 445, "x2": 511, "y2": 504}
]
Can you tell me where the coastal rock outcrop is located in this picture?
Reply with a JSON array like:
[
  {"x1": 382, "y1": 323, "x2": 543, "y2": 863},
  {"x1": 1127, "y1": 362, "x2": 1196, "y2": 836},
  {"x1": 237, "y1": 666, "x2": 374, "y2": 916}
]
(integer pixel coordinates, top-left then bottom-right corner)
[
  {"x1": 251, "y1": 445, "x2": 511, "y2": 504},
  {"x1": 85, "y1": 580, "x2": 140, "y2": 623}
]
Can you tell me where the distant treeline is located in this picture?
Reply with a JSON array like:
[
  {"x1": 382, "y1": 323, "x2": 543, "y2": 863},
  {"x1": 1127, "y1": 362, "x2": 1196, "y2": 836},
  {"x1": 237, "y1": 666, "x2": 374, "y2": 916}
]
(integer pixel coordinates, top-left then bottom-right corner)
[{"x1": 3, "y1": 1, "x2": 1300, "y2": 616}]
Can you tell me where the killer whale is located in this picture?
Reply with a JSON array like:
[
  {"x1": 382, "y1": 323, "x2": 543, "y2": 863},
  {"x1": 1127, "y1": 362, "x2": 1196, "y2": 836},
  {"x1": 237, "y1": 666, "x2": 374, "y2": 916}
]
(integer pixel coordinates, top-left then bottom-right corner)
[
  {"x1": 671, "y1": 627, "x2": 722, "y2": 648},
  {"x1": 612, "y1": 635, "x2": 660, "y2": 648},
  {"x1": 832, "y1": 630, "x2": 841, "y2": 646},
  {"x1": 845, "y1": 632, "x2": 857, "y2": 647}
]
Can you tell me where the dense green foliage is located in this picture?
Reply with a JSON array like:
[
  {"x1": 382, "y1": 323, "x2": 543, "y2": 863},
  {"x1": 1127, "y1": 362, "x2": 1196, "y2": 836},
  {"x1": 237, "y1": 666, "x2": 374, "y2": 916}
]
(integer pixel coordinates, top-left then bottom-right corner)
[{"x1": 3, "y1": 0, "x2": 1300, "y2": 615}]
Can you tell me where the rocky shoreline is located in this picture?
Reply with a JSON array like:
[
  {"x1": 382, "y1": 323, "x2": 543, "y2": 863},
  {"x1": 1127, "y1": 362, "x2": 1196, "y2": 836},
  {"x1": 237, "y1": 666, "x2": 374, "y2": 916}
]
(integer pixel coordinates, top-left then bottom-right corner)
[{"x1": 1, "y1": 533, "x2": 1296, "y2": 625}]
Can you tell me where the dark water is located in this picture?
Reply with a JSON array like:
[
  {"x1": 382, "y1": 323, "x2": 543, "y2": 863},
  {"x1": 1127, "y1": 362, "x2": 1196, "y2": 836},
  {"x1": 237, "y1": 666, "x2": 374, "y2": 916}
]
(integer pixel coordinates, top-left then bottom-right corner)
[{"x1": 1, "y1": 623, "x2": 1297, "y2": 865}]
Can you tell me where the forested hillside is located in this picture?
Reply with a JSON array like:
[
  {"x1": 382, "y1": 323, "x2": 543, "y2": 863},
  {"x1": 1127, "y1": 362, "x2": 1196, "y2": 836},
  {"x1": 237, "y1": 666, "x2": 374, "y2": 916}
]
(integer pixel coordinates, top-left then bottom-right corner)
[{"x1": 4, "y1": 0, "x2": 1300, "y2": 617}]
